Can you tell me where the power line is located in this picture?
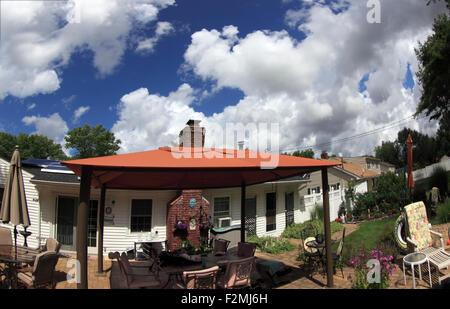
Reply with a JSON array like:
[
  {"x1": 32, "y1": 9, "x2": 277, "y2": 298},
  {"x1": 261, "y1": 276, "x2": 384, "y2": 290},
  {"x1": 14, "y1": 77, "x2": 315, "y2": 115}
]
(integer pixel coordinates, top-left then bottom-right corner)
[{"x1": 281, "y1": 114, "x2": 425, "y2": 153}]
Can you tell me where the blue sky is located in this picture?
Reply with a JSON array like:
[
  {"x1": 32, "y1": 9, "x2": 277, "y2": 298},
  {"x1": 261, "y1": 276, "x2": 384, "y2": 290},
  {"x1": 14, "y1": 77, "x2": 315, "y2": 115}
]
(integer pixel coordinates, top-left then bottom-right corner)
[{"x1": 0, "y1": 0, "x2": 444, "y2": 157}]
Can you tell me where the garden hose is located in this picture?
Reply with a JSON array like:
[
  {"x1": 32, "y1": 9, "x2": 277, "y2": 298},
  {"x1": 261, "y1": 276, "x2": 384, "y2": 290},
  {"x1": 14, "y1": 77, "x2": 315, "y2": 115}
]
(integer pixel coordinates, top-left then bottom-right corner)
[{"x1": 393, "y1": 212, "x2": 408, "y2": 254}]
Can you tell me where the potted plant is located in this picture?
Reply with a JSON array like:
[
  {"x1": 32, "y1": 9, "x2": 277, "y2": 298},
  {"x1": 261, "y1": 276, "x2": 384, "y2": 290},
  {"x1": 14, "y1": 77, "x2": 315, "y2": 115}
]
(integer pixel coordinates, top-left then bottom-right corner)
[
  {"x1": 199, "y1": 220, "x2": 213, "y2": 230},
  {"x1": 174, "y1": 220, "x2": 187, "y2": 232}
]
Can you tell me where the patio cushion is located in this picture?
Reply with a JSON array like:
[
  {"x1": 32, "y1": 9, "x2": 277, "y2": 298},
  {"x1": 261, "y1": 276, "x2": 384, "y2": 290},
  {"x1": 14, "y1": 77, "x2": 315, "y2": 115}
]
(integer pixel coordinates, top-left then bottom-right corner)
[
  {"x1": 213, "y1": 239, "x2": 230, "y2": 255},
  {"x1": 303, "y1": 237, "x2": 318, "y2": 254},
  {"x1": 17, "y1": 271, "x2": 34, "y2": 286},
  {"x1": 404, "y1": 202, "x2": 433, "y2": 251}
]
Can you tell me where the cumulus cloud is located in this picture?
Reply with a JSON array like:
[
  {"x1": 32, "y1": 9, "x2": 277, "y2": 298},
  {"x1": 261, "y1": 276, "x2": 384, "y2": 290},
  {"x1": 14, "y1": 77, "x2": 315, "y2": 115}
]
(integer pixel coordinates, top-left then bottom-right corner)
[
  {"x1": 0, "y1": 0, "x2": 176, "y2": 100},
  {"x1": 111, "y1": 84, "x2": 204, "y2": 153},
  {"x1": 136, "y1": 21, "x2": 174, "y2": 53},
  {"x1": 110, "y1": 0, "x2": 445, "y2": 157},
  {"x1": 73, "y1": 106, "x2": 90, "y2": 123},
  {"x1": 180, "y1": 0, "x2": 445, "y2": 156},
  {"x1": 22, "y1": 113, "x2": 69, "y2": 145}
]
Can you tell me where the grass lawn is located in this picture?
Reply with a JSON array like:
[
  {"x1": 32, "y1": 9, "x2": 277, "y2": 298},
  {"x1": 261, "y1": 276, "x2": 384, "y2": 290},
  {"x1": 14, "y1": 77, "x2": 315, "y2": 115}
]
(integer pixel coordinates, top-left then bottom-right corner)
[{"x1": 338, "y1": 216, "x2": 399, "y2": 264}]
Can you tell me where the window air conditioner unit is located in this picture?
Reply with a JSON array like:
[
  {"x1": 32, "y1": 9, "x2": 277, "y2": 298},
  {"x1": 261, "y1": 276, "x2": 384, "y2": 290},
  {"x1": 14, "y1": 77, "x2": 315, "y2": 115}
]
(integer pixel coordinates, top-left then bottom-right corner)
[{"x1": 218, "y1": 217, "x2": 231, "y2": 228}]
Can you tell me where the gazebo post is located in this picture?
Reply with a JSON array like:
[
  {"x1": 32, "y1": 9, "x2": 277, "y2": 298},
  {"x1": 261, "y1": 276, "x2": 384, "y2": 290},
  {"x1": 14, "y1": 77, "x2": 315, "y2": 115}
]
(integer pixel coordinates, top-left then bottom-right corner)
[
  {"x1": 321, "y1": 167, "x2": 334, "y2": 288},
  {"x1": 77, "y1": 166, "x2": 92, "y2": 289},
  {"x1": 97, "y1": 185, "x2": 106, "y2": 274},
  {"x1": 240, "y1": 182, "x2": 246, "y2": 243}
]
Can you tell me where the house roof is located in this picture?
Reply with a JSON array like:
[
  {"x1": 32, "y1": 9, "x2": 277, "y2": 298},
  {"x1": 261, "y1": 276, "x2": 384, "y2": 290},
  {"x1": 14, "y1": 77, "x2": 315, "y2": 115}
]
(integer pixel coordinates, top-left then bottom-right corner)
[
  {"x1": 329, "y1": 157, "x2": 379, "y2": 178},
  {"x1": 61, "y1": 147, "x2": 340, "y2": 190}
]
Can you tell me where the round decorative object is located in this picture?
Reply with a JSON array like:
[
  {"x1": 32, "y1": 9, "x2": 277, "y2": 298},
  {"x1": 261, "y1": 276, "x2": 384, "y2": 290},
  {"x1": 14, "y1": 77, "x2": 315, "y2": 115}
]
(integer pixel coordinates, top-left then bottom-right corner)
[
  {"x1": 189, "y1": 198, "x2": 196, "y2": 208},
  {"x1": 105, "y1": 207, "x2": 112, "y2": 215}
]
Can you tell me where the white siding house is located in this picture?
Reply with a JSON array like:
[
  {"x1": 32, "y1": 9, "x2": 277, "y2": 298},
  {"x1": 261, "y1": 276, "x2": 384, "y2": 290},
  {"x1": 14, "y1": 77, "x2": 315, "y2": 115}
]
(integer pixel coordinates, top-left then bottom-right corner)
[{"x1": 1, "y1": 158, "x2": 349, "y2": 255}]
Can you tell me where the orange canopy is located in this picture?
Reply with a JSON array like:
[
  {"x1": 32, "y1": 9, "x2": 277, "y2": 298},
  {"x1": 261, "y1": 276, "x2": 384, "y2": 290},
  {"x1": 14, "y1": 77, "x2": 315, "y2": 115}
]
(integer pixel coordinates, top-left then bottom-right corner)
[{"x1": 61, "y1": 147, "x2": 340, "y2": 190}]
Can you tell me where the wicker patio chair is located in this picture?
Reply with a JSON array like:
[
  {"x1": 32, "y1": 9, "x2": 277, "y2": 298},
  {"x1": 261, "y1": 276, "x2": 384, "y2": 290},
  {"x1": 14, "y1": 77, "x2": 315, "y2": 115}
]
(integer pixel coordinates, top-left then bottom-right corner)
[
  {"x1": 404, "y1": 201, "x2": 450, "y2": 285},
  {"x1": 237, "y1": 242, "x2": 257, "y2": 258},
  {"x1": 332, "y1": 228, "x2": 346, "y2": 278},
  {"x1": 213, "y1": 238, "x2": 231, "y2": 256},
  {"x1": 217, "y1": 256, "x2": 255, "y2": 289},
  {"x1": 17, "y1": 251, "x2": 59, "y2": 289},
  {"x1": 180, "y1": 266, "x2": 220, "y2": 289}
]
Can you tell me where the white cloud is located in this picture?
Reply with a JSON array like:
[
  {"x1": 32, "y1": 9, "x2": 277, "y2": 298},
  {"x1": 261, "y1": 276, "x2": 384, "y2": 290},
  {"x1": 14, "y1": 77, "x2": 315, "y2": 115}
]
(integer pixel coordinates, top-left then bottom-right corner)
[
  {"x1": 22, "y1": 113, "x2": 69, "y2": 146},
  {"x1": 27, "y1": 103, "x2": 36, "y2": 111},
  {"x1": 110, "y1": 0, "x2": 445, "y2": 157},
  {"x1": 0, "y1": 0, "x2": 176, "y2": 100},
  {"x1": 111, "y1": 83, "x2": 204, "y2": 153},
  {"x1": 136, "y1": 21, "x2": 174, "y2": 53},
  {"x1": 179, "y1": 0, "x2": 445, "y2": 156},
  {"x1": 73, "y1": 106, "x2": 90, "y2": 123}
]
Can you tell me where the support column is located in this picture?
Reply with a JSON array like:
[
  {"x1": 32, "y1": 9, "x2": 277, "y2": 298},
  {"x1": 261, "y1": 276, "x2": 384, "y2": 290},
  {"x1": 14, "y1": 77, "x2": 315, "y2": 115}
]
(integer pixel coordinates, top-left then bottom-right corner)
[
  {"x1": 97, "y1": 185, "x2": 106, "y2": 274},
  {"x1": 321, "y1": 167, "x2": 334, "y2": 288},
  {"x1": 240, "y1": 182, "x2": 246, "y2": 243},
  {"x1": 77, "y1": 166, "x2": 92, "y2": 289}
]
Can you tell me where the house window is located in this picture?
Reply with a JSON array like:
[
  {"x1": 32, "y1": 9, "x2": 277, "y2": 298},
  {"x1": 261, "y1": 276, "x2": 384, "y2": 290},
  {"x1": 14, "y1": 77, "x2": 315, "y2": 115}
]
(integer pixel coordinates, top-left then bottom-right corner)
[
  {"x1": 307, "y1": 187, "x2": 321, "y2": 195},
  {"x1": 130, "y1": 199, "x2": 152, "y2": 232},
  {"x1": 213, "y1": 197, "x2": 230, "y2": 227},
  {"x1": 329, "y1": 183, "x2": 340, "y2": 191},
  {"x1": 266, "y1": 192, "x2": 276, "y2": 232}
]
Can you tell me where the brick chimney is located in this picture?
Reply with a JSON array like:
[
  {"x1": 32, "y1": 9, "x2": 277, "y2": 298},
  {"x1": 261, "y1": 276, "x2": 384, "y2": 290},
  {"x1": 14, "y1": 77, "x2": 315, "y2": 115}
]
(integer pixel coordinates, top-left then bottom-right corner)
[
  {"x1": 321, "y1": 151, "x2": 328, "y2": 159},
  {"x1": 179, "y1": 119, "x2": 205, "y2": 148}
]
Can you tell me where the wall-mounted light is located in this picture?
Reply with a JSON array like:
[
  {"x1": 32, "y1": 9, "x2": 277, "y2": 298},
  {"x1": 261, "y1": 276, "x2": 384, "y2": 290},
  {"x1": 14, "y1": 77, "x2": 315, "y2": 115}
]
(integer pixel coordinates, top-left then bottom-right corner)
[{"x1": 111, "y1": 200, "x2": 115, "y2": 207}]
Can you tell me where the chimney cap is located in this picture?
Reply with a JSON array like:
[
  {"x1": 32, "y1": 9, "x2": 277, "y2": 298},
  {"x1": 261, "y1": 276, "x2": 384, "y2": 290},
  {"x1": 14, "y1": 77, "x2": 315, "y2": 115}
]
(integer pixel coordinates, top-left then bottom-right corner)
[{"x1": 186, "y1": 119, "x2": 201, "y2": 126}]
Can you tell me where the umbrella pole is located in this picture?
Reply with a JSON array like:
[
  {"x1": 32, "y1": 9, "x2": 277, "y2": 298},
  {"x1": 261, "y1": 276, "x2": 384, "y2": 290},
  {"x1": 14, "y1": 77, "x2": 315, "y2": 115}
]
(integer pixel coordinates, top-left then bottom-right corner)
[{"x1": 14, "y1": 226, "x2": 18, "y2": 258}]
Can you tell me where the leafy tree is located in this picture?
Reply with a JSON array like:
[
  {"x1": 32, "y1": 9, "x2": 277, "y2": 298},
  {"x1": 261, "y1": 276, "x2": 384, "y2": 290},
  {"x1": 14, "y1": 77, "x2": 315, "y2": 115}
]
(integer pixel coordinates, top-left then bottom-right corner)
[
  {"x1": 396, "y1": 128, "x2": 438, "y2": 169},
  {"x1": 375, "y1": 141, "x2": 401, "y2": 167},
  {"x1": 286, "y1": 148, "x2": 315, "y2": 159},
  {"x1": 65, "y1": 124, "x2": 121, "y2": 159},
  {"x1": 436, "y1": 112, "x2": 450, "y2": 158},
  {"x1": 0, "y1": 132, "x2": 67, "y2": 161},
  {"x1": 0, "y1": 132, "x2": 17, "y2": 160},
  {"x1": 415, "y1": 13, "x2": 450, "y2": 121}
]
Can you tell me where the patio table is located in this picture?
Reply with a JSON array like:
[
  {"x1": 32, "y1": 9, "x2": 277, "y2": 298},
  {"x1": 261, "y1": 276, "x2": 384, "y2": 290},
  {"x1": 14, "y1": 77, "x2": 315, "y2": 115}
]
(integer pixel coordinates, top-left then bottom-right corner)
[
  {"x1": 202, "y1": 251, "x2": 243, "y2": 269},
  {"x1": 0, "y1": 245, "x2": 40, "y2": 288},
  {"x1": 402, "y1": 252, "x2": 432, "y2": 289}
]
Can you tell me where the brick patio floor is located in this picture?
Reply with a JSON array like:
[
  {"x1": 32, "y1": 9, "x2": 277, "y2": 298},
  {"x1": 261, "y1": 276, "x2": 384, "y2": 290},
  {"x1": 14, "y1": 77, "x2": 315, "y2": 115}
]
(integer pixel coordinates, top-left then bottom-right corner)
[{"x1": 52, "y1": 222, "x2": 449, "y2": 289}]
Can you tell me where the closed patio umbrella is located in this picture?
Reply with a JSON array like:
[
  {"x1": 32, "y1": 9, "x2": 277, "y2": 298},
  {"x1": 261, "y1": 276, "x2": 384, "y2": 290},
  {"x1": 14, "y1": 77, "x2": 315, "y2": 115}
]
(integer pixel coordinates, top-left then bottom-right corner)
[{"x1": 0, "y1": 146, "x2": 30, "y2": 252}]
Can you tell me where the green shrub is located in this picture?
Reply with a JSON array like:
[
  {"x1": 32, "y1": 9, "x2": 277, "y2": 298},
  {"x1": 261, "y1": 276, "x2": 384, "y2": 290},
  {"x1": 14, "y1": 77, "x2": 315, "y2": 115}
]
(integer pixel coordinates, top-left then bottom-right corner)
[
  {"x1": 281, "y1": 219, "x2": 344, "y2": 239},
  {"x1": 436, "y1": 198, "x2": 450, "y2": 223},
  {"x1": 353, "y1": 192, "x2": 377, "y2": 216},
  {"x1": 430, "y1": 166, "x2": 449, "y2": 199},
  {"x1": 247, "y1": 235, "x2": 296, "y2": 254},
  {"x1": 309, "y1": 203, "x2": 324, "y2": 221},
  {"x1": 374, "y1": 172, "x2": 411, "y2": 212}
]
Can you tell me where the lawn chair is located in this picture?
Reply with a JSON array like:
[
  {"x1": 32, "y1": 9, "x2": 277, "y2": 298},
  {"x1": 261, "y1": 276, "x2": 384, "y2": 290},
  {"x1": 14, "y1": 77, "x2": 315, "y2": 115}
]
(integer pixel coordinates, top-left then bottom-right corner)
[
  {"x1": 115, "y1": 252, "x2": 167, "y2": 289},
  {"x1": 237, "y1": 242, "x2": 256, "y2": 258},
  {"x1": 0, "y1": 227, "x2": 12, "y2": 246},
  {"x1": 213, "y1": 238, "x2": 231, "y2": 256},
  {"x1": 404, "y1": 201, "x2": 450, "y2": 285},
  {"x1": 332, "y1": 228, "x2": 346, "y2": 278},
  {"x1": 17, "y1": 251, "x2": 59, "y2": 289},
  {"x1": 41, "y1": 238, "x2": 61, "y2": 253},
  {"x1": 217, "y1": 256, "x2": 255, "y2": 289},
  {"x1": 180, "y1": 266, "x2": 220, "y2": 289}
]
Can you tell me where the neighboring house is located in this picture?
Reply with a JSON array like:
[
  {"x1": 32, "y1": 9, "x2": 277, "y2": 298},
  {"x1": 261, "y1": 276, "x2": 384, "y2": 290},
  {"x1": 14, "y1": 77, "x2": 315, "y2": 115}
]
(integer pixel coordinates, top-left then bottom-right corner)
[{"x1": 300, "y1": 161, "x2": 370, "y2": 220}]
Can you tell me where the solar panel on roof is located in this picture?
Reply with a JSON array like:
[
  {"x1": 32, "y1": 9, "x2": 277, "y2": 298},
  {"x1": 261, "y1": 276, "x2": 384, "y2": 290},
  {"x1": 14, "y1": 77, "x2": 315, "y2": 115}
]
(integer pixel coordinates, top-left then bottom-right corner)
[
  {"x1": 22, "y1": 158, "x2": 60, "y2": 167},
  {"x1": 41, "y1": 164, "x2": 74, "y2": 174}
]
